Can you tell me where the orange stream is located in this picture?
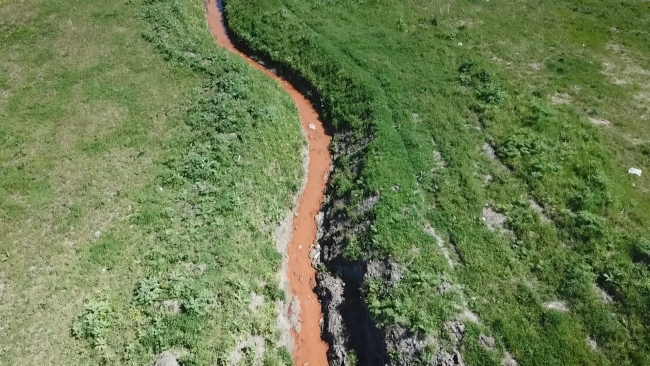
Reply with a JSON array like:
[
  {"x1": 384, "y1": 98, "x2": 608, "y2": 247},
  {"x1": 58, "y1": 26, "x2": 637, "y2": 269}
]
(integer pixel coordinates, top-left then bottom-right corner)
[{"x1": 206, "y1": 1, "x2": 331, "y2": 365}]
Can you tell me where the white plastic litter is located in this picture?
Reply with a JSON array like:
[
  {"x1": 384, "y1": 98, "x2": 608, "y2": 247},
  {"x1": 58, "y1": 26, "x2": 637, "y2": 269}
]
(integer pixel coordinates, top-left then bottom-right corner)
[
  {"x1": 308, "y1": 124, "x2": 316, "y2": 131},
  {"x1": 94, "y1": 231, "x2": 101, "y2": 239},
  {"x1": 458, "y1": 42, "x2": 463, "y2": 46},
  {"x1": 628, "y1": 168, "x2": 642, "y2": 177}
]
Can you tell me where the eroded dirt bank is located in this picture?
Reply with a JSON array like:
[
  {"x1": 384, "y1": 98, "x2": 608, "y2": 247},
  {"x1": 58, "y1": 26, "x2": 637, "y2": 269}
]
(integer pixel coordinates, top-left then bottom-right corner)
[{"x1": 206, "y1": 1, "x2": 332, "y2": 364}]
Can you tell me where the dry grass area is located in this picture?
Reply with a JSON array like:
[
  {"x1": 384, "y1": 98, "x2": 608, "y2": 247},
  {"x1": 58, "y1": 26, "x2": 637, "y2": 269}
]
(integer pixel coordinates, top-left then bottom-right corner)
[
  {"x1": 2, "y1": 0, "x2": 306, "y2": 364},
  {"x1": 0, "y1": 0, "x2": 197, "y2": 362}
]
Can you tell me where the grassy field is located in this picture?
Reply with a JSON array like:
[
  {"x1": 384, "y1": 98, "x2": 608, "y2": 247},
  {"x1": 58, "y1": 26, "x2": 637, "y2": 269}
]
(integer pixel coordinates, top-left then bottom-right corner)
[
  {"x1": 225, "y1": 0, "x2": 650, "y2": 364},
  {"x1": 0, "y1": 0, "x2": 303, "y2": 364}
]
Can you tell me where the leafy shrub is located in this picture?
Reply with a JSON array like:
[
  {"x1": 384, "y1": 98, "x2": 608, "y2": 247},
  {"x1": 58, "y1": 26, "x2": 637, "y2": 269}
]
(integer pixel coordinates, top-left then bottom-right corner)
[
  {"x1": 458, "y1": 58, "x2": 476, "y2": 74},
  {"x1": 567, "y1": 183, "x2": 611, "y2": 212},
  {"x1": 500, "y1": 130, "x2": 550, "y2": 159},
  {"x1": 458, "y1": 59, "x2": 506, "y2": 105},
  {"x1": 72, "y1": 297, "x2": 113, "y2": 348},
  {"x1": 184, "y1": 288, "x2": 213, "y2": 315},
  {"x1": 476, "y1": 83, "x2": 507, "y2": 105},
  {"x1": 523, "y1": 103, "x2": 557, "y2": 130},
  {"x1": 499, "y1": 130, "x2": 560, "y2": 178},
  {"x1": 134, "y1": 276, "x2": 162, "y2": 307},
  {"x1": 558, "y1": 263, "x2": 596, "y2": 299},
  {"x1": 571, "y1": 210, "x2": 606, "y2": 243}
]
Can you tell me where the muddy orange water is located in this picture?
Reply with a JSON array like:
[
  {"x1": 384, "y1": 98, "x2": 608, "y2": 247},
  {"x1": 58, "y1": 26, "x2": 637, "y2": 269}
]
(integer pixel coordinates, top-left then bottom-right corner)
[{"x1": 206, "y1": 1, "x2": 331, "y2": 365}]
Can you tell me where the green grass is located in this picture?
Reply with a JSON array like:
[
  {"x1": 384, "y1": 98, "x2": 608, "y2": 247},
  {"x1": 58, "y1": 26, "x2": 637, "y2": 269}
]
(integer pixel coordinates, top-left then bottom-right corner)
[
  {"x1": 0, "y1": 0, "x2": 303, "y2": 364},
  {"x1": 225, "y1": 0, "x2": 650, "y2": 364}
]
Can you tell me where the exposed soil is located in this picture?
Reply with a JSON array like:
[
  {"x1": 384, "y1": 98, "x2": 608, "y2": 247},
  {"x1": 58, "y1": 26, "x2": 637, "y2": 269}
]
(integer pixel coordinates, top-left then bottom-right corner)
[{"x1": 206, "y1": 1, "x2": 332, "y2": 365}]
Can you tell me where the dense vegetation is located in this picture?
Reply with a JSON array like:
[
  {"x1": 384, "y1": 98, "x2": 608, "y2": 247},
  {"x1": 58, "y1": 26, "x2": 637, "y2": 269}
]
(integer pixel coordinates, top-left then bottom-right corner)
[
  {"x1": 225, "y1": 0, "x2": 650, "y2": 364},
  {"x1": 0, "y1": 0, "x2": 302, "y2": 364}
]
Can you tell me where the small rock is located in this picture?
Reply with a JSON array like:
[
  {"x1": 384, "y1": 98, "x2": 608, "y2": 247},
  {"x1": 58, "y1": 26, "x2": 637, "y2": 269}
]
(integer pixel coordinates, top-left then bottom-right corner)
[
  {"x1": 437, "y1": 280, "x2": 453, "y2": 294},
  {"x1": 479, "y1": 334, "x2": 496, "y2": 351},
  {"x1": 502, "y1": 353, "x2": 519, "y2": 366},
  {"x1": 595, "y1": 285, "x2": 613, "y2": 304},
  {"x1": 483, "y1": 174, "x2": 493, "y2": 185},
  {"x1": 586, "y1": 337, "x2": 598, "y2": 350},
  {"x1": 249, "y1": 292, "x2": 265, "y2": 313},
  {"x1": 161, "y1": 300, "x2": 181, "y2": 314},
  {"x1": 358, "y1": 194, "x2": 381, "y2": 213},
  {"x1": 435, "y1": 349, "x2": 465, "y2": 366},
  {"x1": 444, "y1": 321, "x2": 466, "y2": 343},
  {"x1": 458, "y1": 309, "x2": 480, "y2": 323},
  {"x1": 153, "y1": 350, "x2": 186, "y2": 366},
  {"x1": 482, "y1": 206, "x2": 507, "y2": 231},
  {"x1": 589, "y1": 117, "x2": 611, "y2": 126},
  {"x1": 309, "y1": 248, "x2": 320, "y2": 260},
  {"x1": 94, "y1": 231, "x2": 101, "y2": 239},
  {"x1": 229, "y1": 336, "x2": 266, "y2": 364}
]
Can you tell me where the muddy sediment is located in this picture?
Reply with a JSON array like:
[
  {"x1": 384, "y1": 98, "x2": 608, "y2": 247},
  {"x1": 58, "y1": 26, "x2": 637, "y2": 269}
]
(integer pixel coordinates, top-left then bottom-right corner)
[{"x1": 206, "y1": 1, "x2": 331, "y2": 365}]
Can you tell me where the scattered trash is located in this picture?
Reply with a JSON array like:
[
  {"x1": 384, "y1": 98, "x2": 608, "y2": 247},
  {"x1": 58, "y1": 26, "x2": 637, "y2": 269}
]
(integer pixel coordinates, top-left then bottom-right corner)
[
  {"x1": 457, "y1": 42, "x2": 463, "y2": 46},
  {"x1": 628, "y1": 167, "x2": 642, "y2": 176},
  {"x1": 308, "y1": 124, "x2": 316, "y2": 130},
  {"x1": 94, "y1": 231, "x2": 101, "y2": 239}
]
